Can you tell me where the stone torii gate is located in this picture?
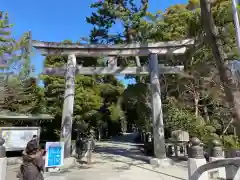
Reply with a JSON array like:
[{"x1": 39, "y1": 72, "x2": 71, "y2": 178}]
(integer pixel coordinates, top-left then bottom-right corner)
[{"x1": 32, "y1": 39, "x2": 194, "y2": 163}]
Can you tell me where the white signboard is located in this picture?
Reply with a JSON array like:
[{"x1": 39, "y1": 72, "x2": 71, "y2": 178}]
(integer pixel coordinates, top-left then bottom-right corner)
[
  {"x1": 45, "y1": 142, "x2": 64, "y2": 169},
  {"x1": 0, "y1": 127, "x2": 40, "y2": 151}
]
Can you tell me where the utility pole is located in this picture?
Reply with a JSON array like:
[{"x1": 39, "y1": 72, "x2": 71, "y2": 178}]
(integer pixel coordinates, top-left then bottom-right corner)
[{"x1": 232, "y1": 0, "x2": 240, "y2": 55}]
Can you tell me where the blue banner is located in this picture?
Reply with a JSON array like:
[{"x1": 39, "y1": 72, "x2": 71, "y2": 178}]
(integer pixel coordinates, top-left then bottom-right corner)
[{"x1": 45, "y1": 142, "x2": 64, "y2": 168}]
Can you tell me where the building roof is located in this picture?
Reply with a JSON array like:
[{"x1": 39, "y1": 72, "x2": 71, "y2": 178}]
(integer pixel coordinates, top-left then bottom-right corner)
[{"x1": 0, "y1": 113, "x2": 53, "y2": 120}]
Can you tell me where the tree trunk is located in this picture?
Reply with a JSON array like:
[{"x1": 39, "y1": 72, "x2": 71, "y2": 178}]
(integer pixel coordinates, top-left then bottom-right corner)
[
  {"x1": 194, "y1": 97, "x2": 199, "y2": 118},
  {"x1": 203, "y1": 104, "x2": 210, "y2": 123},
  {"x1": 200, "y1": 0, "x2": 240, "y2": 134}
]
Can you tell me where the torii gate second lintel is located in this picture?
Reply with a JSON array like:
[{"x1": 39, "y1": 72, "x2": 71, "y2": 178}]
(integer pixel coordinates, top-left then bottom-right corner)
[{"x1": 33, "y1": 39, "x2": 194, "y2": 161}]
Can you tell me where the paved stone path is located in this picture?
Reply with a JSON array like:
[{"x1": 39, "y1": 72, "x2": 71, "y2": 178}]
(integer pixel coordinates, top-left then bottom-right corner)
[{"x1": 7, "y1": 133, "x2": 188, "y2": 180}]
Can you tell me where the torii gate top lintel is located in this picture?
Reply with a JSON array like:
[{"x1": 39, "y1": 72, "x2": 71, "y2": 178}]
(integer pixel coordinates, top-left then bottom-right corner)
[{"x1": 32, "y1": 38, "x2": 194, "y2": 57}]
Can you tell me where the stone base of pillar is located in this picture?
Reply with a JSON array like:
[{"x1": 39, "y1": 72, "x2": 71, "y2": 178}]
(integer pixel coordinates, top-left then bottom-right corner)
[
  {"x1": 0, "y1": 157, "x2": 7, "y2": 180},
  {"x1": 150, "y1": 158, "x2": 173, "y2": 168},
  {"x1": 62, "y1": 157, "x2": 77, "y2": 170}
]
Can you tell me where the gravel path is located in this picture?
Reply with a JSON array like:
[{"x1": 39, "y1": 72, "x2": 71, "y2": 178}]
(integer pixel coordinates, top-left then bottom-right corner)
[{"x1": 7, "y1": 133, "x2": 188, "y2": 180}]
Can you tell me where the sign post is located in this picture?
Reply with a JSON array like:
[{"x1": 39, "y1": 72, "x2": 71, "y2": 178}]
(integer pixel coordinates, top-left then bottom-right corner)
[{"x1": 45, "y1": 142, "x2": 64, "y2": 172}]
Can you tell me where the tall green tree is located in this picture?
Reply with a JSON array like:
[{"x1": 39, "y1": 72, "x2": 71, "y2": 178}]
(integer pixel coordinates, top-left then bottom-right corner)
[
  {"x1": 87, "y1": 0, "x2": 152, "y2": 133},
  {"x1": 86, "y1": 0, "x2": 148, "y2": 43},
  {"x1": 86, "y1": 0, "x2": 240, "y2": 148},
  {"x1": 0, "y1": 11, "x2": 42, "y2": 118},
  {"x1": 42, "y1": 46, "x2": 125, "y2": 139}
]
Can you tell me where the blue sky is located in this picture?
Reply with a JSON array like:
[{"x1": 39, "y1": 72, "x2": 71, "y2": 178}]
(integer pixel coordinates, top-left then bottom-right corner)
[{"x1": 1, "y1": 0, "x2": 187, "y2": 87}]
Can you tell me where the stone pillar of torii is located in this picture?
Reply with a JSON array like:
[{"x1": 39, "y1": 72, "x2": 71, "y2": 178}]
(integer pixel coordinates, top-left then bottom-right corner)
[{"x1": 32, "y1": 38, "x2": 194, "y2": 164}]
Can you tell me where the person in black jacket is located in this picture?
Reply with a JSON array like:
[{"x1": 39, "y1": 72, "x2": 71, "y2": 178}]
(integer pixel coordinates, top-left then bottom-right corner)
[{"x1": 17, "y1": 140, "x2": 45, "y2": 180}]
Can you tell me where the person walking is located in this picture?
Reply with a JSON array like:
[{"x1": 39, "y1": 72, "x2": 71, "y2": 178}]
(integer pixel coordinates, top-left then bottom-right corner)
[
  {"x1": 17, "y1": 140, "x2": 45, "y2": 180},
  {"x1": 75, "y1": 133, "x2": 84, "y2": 159}
]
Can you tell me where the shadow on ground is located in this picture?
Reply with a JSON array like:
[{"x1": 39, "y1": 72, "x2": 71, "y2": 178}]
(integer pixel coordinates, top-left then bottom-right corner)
[
  {"x1": 95, "y1": 145, "x2": 150, "y2": 164},
  {"x1": 94, "y1": 143, "x2": 186, "y2": 180},
  {"x1": 95, "y1": 143, "x2": 188, "y2": 167}
]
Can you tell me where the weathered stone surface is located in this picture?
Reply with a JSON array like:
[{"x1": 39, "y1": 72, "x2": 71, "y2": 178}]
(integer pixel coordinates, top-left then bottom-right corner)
[
  {"x1": 225, "y1": 149, "x2": 240, "y2": 158},
  {"x1": 189, "y1": 137, "x2": 204, "y2": 159},
  {"x1": 171, "y1": 130, "x2": 189, "y2": 142},
  {"x1": 42, "y1": 65, "x2": 184, "y2": 76},
  {"x1": 32, "y1": 39, "x2": 194, "y2": 56},
  {"x1": 211, "y1": 140, "x2": 223, "y2": 157},
  {"x1": 61, "y1": 54, "x2": 76, "y2": 158},
  {"x1": 149, "y1": 53, "x2": 166, "y2": 159},
  {"x1": 149, "y1": 158, "x2": 173, "y2": 168},
  {"x1": 60, "y1": 157, "x2": 77, "y2": 170}
]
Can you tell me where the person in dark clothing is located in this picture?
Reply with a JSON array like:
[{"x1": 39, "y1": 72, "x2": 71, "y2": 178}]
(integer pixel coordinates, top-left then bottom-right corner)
[
  {"x1": 32, "y1": 135, "x2": 38, "y2": 140},
  {"x1": 76, "y1": 135, "x2": 84, "y2": 159},
  {"x1": 24, "y1": 135, "x2": 38, "y2": 152},
  {"x1": 17, "y1": 140, "x2": 45, "y2": 180}
]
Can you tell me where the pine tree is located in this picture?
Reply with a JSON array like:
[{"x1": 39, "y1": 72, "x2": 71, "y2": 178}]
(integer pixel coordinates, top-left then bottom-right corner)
[
  {"x1": 0, "y1": 11, "x2": 14, "y2": 67},
  {"x1": 86, "y1": 0, "x2": 148, "y2": 44},
  {"x1": 0, "y1": 11, "x2": 40, "y2": 115}
]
